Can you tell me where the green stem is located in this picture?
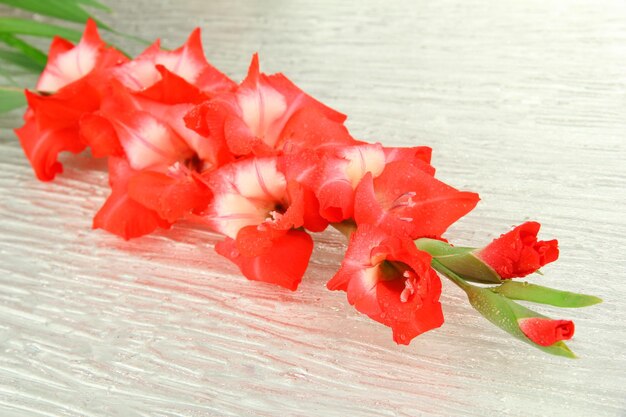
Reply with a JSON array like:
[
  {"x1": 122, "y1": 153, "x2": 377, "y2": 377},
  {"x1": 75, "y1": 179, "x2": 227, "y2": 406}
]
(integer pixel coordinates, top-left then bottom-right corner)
[{"x1": 431, "y1": 258, "x2": 472, "y2": 291}]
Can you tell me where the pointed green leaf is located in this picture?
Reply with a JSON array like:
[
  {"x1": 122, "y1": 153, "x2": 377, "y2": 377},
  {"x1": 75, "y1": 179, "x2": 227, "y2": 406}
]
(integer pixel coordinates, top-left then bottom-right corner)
[
  {"x1": 491, "y1": 281, "x2": 602, "y2": 308},
  {"x1": 0, "y1": 86, "x2": 26, "y2": 113},
  {"x1": 0, "y1": 49, "x2": 43, "y2": 72},
  {"x1": 66, "y1": 0, "x2": 111, "y2": 12},
  {"x1": 0, "y1": 18, "x2": 83, "y2": 42},
  {"x1": 0, "y1": 0, "x2": 111, "y2": 30},
  {"x1": 415, "y1": 238, "x2": 502, "y2": 284},
  {"x1": 0, "y1": 34, "x2": 46, "y2": 69}
]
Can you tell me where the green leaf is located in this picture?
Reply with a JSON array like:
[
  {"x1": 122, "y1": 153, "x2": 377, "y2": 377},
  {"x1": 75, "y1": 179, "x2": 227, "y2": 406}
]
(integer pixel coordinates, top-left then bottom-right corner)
[
  {"x1": 0, "y1": 0, "x2": 111, "y2": 30},
  {"x1": 415, "y1": 238, "x2": 502, "y2": 284},
  {"x1": 491, "y1": 281, "x2": 602, "y2": 308},
  {"x1": 66, "y1": 0, "x2": 111, "y2": 12},
  {"x1": 0, "y1": 49, "x2": 44, "y2": 72},
  {"x1": 0, "y1": 34, "x2": 46, "y2": 69},
  {"x1": 432, "y1": 259, "x2": 577, "y2": 358},
  {"x1": 0, "y1": 86, "x2": 26, "y2": 113},
  {"x1": 0, "y1": 18, "x2": 83, "y2": 42}
]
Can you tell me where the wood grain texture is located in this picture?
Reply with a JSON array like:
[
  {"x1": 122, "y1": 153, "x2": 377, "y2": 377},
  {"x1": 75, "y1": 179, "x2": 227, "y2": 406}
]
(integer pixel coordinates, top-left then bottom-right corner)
[{"x1": 1, "y1": 0, "x2": 625, "y2": 416}]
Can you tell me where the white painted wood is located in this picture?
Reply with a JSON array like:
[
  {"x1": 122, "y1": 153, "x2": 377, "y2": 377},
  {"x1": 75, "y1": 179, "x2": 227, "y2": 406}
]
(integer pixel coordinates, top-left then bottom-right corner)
[{"x1": 0, "y1": 0, "x2": 625, "y2": 415}]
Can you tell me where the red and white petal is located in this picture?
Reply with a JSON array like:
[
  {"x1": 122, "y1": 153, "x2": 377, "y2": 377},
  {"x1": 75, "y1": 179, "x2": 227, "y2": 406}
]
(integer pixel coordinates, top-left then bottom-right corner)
[
  {"x1": 110, "y1": 112, "x2": 189, "y2": 171},
  {"x1": 113, "y1": 28, "x2": 234, "y2": 94},
  {"x1": 339, "y1": 143, "x2": 386, "y2": 188},
  {"x1": 312, "y1": 144, "x2": 384, "y2": 222},
  {"x1": 230, "y1": 157, "x2": 287, "y2": 201},
  {"x1": 152, "y1": 29, "x2": 210, "y2": 86},
  {"x1": 206, "y1": 157, "x2": 288, "y2": 237},
  {"x1": 218, "y1": 54, "x2": 350, "y2": 156},
  {"x1": 37, "y1": 19, "x2": 104, "y2": 92},
  {"x1": 208, "y1": 193, "x2": 270, "y2": 237},
  {"x1": 146, "y1": 101, "x2": 228, "y2": 171},
  {"x1": 327, "y1": 224, "x2": 389, "y2": 291},
  {"x1": 237, "y1": 73, "x2": 288, "y2": 148},
  {"x1": 113, "y1": 57, "x2": 162, "y2": 91}
]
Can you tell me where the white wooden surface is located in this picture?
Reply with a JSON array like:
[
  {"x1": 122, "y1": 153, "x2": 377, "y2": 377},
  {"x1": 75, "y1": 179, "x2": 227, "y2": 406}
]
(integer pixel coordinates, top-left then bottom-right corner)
[{"x1": 1, "y1": 0, "x2": 625, "y2": 416}]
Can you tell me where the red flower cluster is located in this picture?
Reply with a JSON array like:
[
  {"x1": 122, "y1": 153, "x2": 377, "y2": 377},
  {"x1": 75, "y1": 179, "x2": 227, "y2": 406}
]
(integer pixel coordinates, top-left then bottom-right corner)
[{"x1": 17, "y1": 21, "x2": 582, "y2": 351}]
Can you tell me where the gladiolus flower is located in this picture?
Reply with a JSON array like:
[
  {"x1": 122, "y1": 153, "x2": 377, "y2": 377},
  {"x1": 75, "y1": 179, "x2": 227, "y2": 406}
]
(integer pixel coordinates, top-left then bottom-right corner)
[
  {"x1": 112, "y1": 28, "x2": 235, "y2": 95},
  {"x1": 184, "y1": 54, "x2": 352, "y2": 157},
  {"x1": 15, "y1": 20, "x2": 128, "y2": 181},
  {"x1": 93, "y1": 75, "x2": 219, "y2": 238},
  {"x1": 204, "y1": 157, "x2": 315, "y2": 290},
  {"x1": 327, "y1": 224, "x2": 444, "y2": 344}
]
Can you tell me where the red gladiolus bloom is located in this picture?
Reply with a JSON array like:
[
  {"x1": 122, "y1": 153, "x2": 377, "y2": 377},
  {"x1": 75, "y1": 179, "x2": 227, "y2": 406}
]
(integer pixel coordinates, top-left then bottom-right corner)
[
  {"x1": 204, "y1": 157, "x2": 315, "y2": 290},
  {"x1": 92, "y1": 75, "x2": 220, "y2": 238},
  {"x1": 15, "y1": 20, "x2": 128, "y2": 181},
  {"x1": 518, "y1": 317, "x2": 574, "y2": 346},
  {"x1": 184, "y1": 54, "x2": 352, "y2": 157},
  {"x1": 354, "y1": 160, "x2": 479, "y2": 240},
  {"x1": 477, "y1": 222, "x2": 559, "y2": 279},
  {"x1": 310, "y1": 143, "x2": 434, "y2": 222},
  {"x1": 36, "y1": 19, "x2": 127, "y2": 93},
  {"x1": 112, "y1": 28, "x2": 235, "y2": 95},
  {"x1": 327, "y1": 224, "x2": 444, "y2": 344}
]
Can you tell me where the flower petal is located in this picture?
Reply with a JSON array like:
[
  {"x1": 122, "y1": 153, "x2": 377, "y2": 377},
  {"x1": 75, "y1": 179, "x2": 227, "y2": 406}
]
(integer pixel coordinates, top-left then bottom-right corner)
[
  {"x1": 93, "y1": 158, "x2": 171, "y2": 239},
  {"x1": 79, "y1": 113, "x2": 123, "y2": 158},
  {"x1": 205, "y1": 157, "x2": 287, "y2": 238},
  {"x1": 100, "y1": 83, "x2": 193, "y2": 171},
  {"x1": 477, "y1": 222, "x2": 559, "y2": 278},
  {"x1": 518, "y1": 317, "x2": 574, "y2": 346},
  {"x1": 128, "y1": 170, "x2": 212, "y2": 223},
  {"x1": 215, "y1": 229, "x2": 314, "y2": 291},
  {"x1": 327, "y1": 224, "x2": 443, "y2": 344},
  {"x1": 37, "y1": 19, "x2": 103, "y2": 92},
  {"x1": 188, "y1": 54, "x2": 350, "y2": 157},
  {"x1": 14, "y1": 113, "x2": 84, "y2": 181},
  {"x1": 354, "y1": 161, "x2": 480, "y2": 239},
  {"x1": 112, "y1": 28, "x2": 235, "y2": 94}
]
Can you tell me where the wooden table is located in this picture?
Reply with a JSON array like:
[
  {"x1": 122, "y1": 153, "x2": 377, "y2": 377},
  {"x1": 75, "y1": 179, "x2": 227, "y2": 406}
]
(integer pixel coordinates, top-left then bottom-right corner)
[{"x1": 1, "y1": 0, "x2": 624, "y2": 415}]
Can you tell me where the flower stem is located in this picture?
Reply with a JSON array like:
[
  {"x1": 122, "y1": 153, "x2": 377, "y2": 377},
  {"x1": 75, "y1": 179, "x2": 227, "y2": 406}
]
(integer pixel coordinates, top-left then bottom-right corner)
[{"x1": 431, "y1": 259, "x2": 472, "y2": 291}]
